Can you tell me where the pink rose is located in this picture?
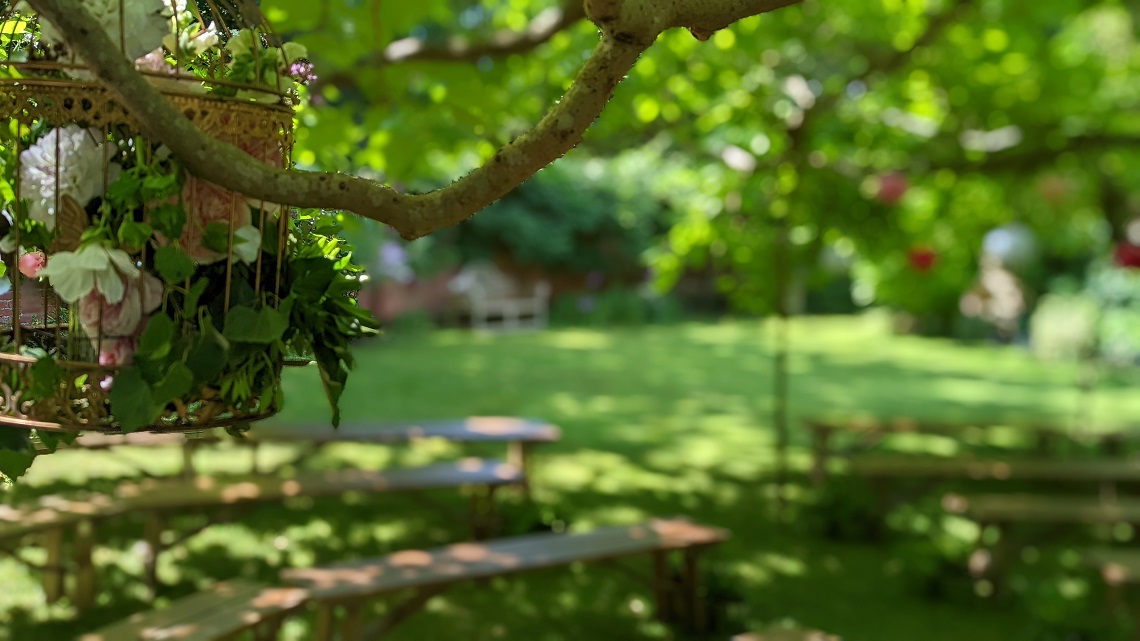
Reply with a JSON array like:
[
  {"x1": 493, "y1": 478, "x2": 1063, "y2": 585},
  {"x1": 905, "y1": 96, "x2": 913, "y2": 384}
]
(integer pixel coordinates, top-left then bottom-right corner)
[
  {"x1": 161, "y1": 125, "x2": 281, "y2": 264},
  {"x1": 176, "y1": 176, "x2": 252, "y2": 264},
  {"x1": 79, "y1": 272, "x2": 164, "y2": 341},
  {"x1": 18, "y1": 251, "x2": 46, "y2": 278},
  {"x1": 99, "y1": 337, "x2": 138, "y2": 367}
]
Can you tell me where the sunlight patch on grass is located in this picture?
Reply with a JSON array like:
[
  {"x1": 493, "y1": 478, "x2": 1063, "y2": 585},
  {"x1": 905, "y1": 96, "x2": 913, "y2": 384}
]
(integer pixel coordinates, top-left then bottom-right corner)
[{"x1": 540, "y1": 330, "x2": 615, "y2": 351}]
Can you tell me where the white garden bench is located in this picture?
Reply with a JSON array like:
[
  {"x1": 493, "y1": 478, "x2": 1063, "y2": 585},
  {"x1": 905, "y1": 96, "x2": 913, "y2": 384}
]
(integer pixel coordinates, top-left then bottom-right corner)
[{"x1": 448, "y1": 262, "x2": 550, "y2": 331}]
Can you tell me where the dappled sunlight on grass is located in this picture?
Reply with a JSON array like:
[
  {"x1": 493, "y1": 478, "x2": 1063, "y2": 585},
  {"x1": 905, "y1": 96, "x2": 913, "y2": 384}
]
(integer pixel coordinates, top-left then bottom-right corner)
[{"x1": 6, "y1": 318, "x2": 1139, "y2": 640}]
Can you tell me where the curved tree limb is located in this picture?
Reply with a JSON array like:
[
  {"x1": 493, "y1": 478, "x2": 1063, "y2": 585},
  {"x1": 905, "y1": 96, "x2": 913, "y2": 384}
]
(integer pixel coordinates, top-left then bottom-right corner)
[
  {"x1": 381, "y1": 0, "x2": 588, "y2": 64},
  {"x1": 318, "y1": 0, "x2": 589, "y2": 94},
  {"x1": 26, "y1": 0, "x2": 800, "y2": 239}
]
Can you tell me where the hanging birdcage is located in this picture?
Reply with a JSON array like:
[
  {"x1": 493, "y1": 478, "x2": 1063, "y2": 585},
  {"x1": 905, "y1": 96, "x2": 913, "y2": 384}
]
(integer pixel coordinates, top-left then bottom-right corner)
[{"x1": 0, "y1": 0, "x2": 323, "y2": 434}]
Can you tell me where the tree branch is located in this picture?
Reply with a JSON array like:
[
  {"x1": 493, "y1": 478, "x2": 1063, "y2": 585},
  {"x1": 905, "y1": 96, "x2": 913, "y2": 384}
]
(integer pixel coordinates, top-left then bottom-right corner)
[
  {"x1": 380, "y1": 0, "x2": 587, "y2": 64},
  {"x1": 26, "y1": 0, "x2": 800, "y2": 239}
]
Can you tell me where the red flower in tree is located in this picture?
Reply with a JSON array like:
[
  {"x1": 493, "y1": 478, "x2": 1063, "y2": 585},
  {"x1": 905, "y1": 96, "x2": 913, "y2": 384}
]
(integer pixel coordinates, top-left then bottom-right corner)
[
  {"x1": 907, "y1": 245, "x2": 938, "y2": 272},
  {"x1": 1114, "y1": 242, "x2": 1140, "y2": 269}
]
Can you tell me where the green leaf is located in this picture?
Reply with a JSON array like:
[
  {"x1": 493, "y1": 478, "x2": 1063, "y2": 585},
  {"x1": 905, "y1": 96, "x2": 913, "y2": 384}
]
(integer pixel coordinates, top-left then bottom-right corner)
[
  {"x1": 152, "y1": 362, "x2": 194, "y2": 404},
  {"x1": 108, "y1": 368, "x2": 160, "y2": 432},
  {"x1": 0, "y1": 448, "x2": 34, "y2": 481},
  {"x1": 203, "y1": 222, "x2": 232, "y2": 254},
  {"x1": 136, "y1": 314, "x2": 175, "y2": 361},
  {"x1": 184, "y1": 278, "x2": 209, "y2": 314},
  {"x1": 186, "y1": 334, "x2": 226, "y2": 383},
  {"x1": 27, "y1": 356, "x2": 64, "y2": 401},
  {"x1": 34, "y1": 429, "x2": 77, "y2": 453},
  {"x1": 117, "y1": 220, "x2": 154, "y2": 253},
  {"x1": 150, "y1": 203, "x2": 187, "y2": 240},
  {"x1": 141, "y1": 172, "x2": 179, "y2": 200},
  {"x1": 155, "y1": 245, "x2": 195, "y2": 284},
  {"x1": 105, "y1": 170, "x2": 144, "y2": 210},
  {"x1": 223, "y1": 306, "x2": 288, "y2": 344}
]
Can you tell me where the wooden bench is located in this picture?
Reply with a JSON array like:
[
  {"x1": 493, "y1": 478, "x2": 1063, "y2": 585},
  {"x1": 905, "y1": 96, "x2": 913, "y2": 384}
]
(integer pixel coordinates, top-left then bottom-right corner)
[
  {"x1": 943, "y1": 493, "x2": 1140, "y2": 583},
  {"x1": 852, "y1": 456, "x2": 1140, "y2": 484},
  {"x1": 245, "y1": 416, "x2": 561, "y2": 492},
  {"x1": 46, "y1": 417, "x2": 561, "y2": 482},
  {"x1": 282, "y1": 519, "x2": 729, "y2": 641},
  {"x1": 807, "y1": 416, "x2": 1133, "y2": 485},
  {"x1": 79, "y1": 580, "x2": 307, "y2": 641},
  {"x1": 1, "y1": 459, "x2": 522, "y2": 610},
  {"x1": 1083, "y1": 549, "x2": 1140, "y2": 629},
  {"x1": 733, "y1": 632, "x2": 841, "y2": 641},
  {"x1": 943, "y1": 493, "x2": 1140, "y2": 525}
]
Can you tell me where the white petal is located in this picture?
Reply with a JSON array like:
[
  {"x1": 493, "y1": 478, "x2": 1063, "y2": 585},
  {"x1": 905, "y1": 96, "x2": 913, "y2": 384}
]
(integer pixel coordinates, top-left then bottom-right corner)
[
  {"x1": 231, "y1": 225, "x2": 262, "y2": 264},
  {"x1": 97, "y1": 269, "x2": 126, "y2": 304}
]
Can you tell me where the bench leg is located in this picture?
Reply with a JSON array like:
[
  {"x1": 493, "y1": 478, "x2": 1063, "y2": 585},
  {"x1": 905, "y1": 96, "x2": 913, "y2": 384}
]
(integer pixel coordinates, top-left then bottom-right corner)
[
  {"x1": 143, "y1": 513, "x2": 165, "y2": 600},
  {"x1": 680, "y1": 548, "x2": 707, "y2": 633},
  {"x1": 315, "y1": 602, "x2": 338, "y2": 641},
  {"x1": 253, "y1": 615, "x2": 286, "y2": 641},
  {"x1": 342, "y1": 601, "x2": 364, "y2": 641},
  {"x1": 507, "y1": 441, "x2": 532, "y2": 500},
  {"x1": 181, "y1": 442, "x2": 197, "y2": 479},
  {"x1": 469, "y1": 485, "x2": 502, "y2": 540},
  {"x1": 41, "y1": 527, "x2": 65, "y2": 604},
  {"x1": 73, "y1": 519, "x2": 96, "y2": 612},
  {"x1": 810, "y1": 427, "x2": 830, "y2": 486},
  {"x1": 651, "y1": 551, "x2": 676, "y2": 624}
]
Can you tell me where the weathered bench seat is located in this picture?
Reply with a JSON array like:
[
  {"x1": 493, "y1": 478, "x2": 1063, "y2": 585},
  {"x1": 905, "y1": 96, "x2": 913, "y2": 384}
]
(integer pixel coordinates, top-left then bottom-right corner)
[
  {"x1": 283, "y1": 519, "x2": 729, "y2": 641},
  {"x1": 734, "y1": 632, "x2": 841, "y2": 641},
  {"x1": 853, "y1": 456, "x2": 1140, "y2": 483},
  {"x1": 79, "y1": 580, "x2": 306, "y2": 641},
  {"x1": 943, "y1": 493, "x2": 1140, "y2": 524}
]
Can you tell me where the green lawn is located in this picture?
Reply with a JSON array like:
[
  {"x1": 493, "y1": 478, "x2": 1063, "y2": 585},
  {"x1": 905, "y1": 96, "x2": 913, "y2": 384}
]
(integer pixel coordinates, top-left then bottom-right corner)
[{"x1": 3, "y1": 314, "x2": 1137, "y2": 640}]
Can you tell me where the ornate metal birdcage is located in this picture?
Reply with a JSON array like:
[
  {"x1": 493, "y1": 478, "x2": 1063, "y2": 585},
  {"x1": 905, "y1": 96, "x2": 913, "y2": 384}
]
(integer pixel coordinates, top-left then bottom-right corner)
[{"x1": 0, "y1": 0, "x2": 305, "y2": 433}]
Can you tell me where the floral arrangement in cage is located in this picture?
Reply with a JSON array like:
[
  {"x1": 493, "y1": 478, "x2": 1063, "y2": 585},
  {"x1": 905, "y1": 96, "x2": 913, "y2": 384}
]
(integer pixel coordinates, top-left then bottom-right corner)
[{"x1": 0, "y1": 0, "x2": 378, "y2": 463}]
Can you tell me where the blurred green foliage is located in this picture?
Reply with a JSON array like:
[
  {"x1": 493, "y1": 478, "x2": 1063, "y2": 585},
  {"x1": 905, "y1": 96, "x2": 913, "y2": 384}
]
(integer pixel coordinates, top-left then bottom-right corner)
[{"x1": 259, "y1": 0, "x2": 1140, "y2": 324}]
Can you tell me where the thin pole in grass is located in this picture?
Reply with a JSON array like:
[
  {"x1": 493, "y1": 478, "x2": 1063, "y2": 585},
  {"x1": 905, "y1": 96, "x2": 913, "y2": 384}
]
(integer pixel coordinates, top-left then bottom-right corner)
[{"x1": 771, "y1": 207, "x2": 791, "y2": 519}]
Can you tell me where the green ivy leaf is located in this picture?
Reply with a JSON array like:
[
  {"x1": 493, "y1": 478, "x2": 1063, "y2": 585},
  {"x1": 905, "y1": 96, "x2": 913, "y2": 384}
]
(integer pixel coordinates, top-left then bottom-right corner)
[
  {"x1": 155, "y1": 245, "x2": 196, "y2": 284},
  {"x1": 104, "y1": 170, "x2": 144, "y2": 210},
  {"x1": 0, "y1": 448, "x2": 35, "y2": 481},
  {"x1": 141, "y1": 172, "x2": 179, "y2": 200},
  {"x1": 34, "y1": 429, "x2": 77, "y2": 453},
  {"x1": 203, "y1": 222, "x2": 232, "y2": 254},
  {"x1": 137, "y1": 314, "x2": 176, "y2": 361},
  {"x1": 117, "y1": 220, "x2": 154, "y2": 253},
  {"x1": 27, "y1": 356, "x2": 64, "y2": 401},
  {"x1": 184, "y1": 278, "x2": 209, "y2": 314},
  {"x1": 108, "y1": 368, "x2": 160, "y2": 432},
  {"x1": 152, "y1": 362, "x2": 194, "y2": 404},
  {"x1": 150, "y1": 203, "x2": 187, "y2": 241},
  {"x1": 186, "y1": 333, "x2": 227, "y2": 384},
  {"x1": 223, "y1": 306, "x2": 288, "y2": 344}
]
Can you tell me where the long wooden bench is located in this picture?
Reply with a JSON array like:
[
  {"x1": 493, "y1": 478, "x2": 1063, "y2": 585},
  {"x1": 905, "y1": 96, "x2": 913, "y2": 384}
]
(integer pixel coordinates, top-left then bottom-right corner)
[
  {"x1": 853, "y1": 456, "x2": 1140, "y2": 484},
  {"x1": 282, "y1": 519, "x2": 729, "y2": 641},
  {"x1": 806, "y1": 416, "x2": 1133, "y2": 485},
  {"x1": 943, "y1": 493, "x2": 1140, "y2": 583},
  {"x1": 1, "y1": 459, "x2": 522, "y2": 610},
  {"x1": 943, "y1": 493, "x2": 1140, "y2": 525},
  {"x1": 245, "y1": 417, "x2": 561, "y2": 483},
  {"x1": 45, "y1": 417, "x2": 561, "y2": 481},
  {"x1": 1082, "y1": 549, "x2": 1140, "y2": 626},
  {"x1": 733, "y1": 632, "x2": 841, "y2": 641},
  {"x1": 79, "y1": 580, "x2": 307, "y2": 641}
]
